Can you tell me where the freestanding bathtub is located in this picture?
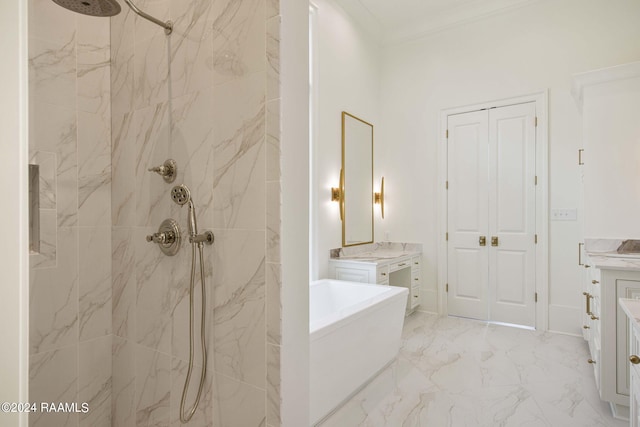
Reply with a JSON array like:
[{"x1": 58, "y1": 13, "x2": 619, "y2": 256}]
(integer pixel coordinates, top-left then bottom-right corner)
[{"x1": 309, "y1": 279, "x2": 409, "y2": 425}]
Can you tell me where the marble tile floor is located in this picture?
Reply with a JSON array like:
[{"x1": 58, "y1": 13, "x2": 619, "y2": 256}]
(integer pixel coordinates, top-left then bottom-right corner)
[{"x1": 320, "y1": 312, "x2": 627, "y2": 427}]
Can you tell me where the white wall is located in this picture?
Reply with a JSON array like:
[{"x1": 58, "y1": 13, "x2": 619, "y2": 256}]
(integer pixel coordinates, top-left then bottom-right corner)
[
  {"x1": 377, "y1": 0, "x2": 640, "y2": 332},
  {"x1": 0, "y1": 0, "x2": 29, "y2": 425},
  {"x1": 312, "y1": 0, "x2": 381, "y2": 280}
]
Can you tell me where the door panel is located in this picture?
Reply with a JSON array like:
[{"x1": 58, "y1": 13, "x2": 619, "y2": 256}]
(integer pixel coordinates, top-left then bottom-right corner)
[
  {"x1": 447, "y1": 110, "x2": 489, "y2": 320},
  {"x1": 447, "y1": 102, "x2": 536, "y2": 327},
  {"x1": 488, "y1": 103, "x2": 536, "y2": 327}
]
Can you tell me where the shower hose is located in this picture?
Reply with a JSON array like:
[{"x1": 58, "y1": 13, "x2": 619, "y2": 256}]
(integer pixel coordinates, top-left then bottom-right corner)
[{"x1": 180, "y1": 240, "x2": 207, "y2": 423}]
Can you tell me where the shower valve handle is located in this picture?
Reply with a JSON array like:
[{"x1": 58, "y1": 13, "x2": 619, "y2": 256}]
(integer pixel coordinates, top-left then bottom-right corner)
[
  {"x1": 148, "y1": 159, "x2": 177, "y2": 183},
  {"x1": 146, "y1": 231, "x2": 176, "y2": 244}
]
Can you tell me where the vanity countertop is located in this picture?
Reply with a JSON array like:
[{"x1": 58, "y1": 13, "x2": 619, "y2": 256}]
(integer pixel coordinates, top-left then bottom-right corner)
[
  {"x1": 587, "y1": 252, "x2": 640, "y2": 271},
  {"x1": 619, "y1": 298, "x2": 640, "y2": 326},
  {"x1": 334, "y1": 251, "x2": 420, "y2": 264}
]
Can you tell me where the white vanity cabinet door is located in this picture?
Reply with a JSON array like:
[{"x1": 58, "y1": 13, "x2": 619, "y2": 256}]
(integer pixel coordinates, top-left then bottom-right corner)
[
  {"x1": 631, "y1": 323, "x2": 640, "y2": 427},
  {"x1": 334, "y1": 266, "x2": 372, "y2": 283},
  {"x1": 377, "y1": 265, "x2": 389, "y2": 284}
]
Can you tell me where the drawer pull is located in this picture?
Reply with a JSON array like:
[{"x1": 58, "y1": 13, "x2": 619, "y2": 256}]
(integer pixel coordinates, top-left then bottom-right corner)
[
  {"x1": 592, "y1": 280, "x2": 599, "y2": 284},
  {"x1": 590, "y1": 315, "x2": 599, "y2": 320},
  {"x1": 414, "y1": 278, "x2": 419, "y2": 281},
  {"x1": 398, "y1": 263, "x2": 407, "y2": 267},
  {"x1": 583, "y1": 325, "x2": 590, "y2": 329},
  {"x1": 585, "y1": 264, "x2": 591, "y2": 268},
  {"x1": 381, "y1": 272, "x2": 387, "y2": 276},
  {"x1": 631, "y1": 355, "x2": 640, "y2": 365},
  {"x1": 413, "y1": 295, "x2": 419, "y2": 298},
  {"x1": 583, "y1": 292, "x2": 591, "y2": 315},
  {"x1": 588, "y1": 359, "x2": 596, "y2": 364},
  {"x1": 414, "y1": 262, "x2": 419, "y2": 265}
]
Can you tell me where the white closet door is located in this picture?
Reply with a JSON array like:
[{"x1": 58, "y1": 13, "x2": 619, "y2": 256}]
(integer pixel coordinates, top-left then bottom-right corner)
[
  {"x1": 488, "y1": 103, "x2": 536, "y2": 327},
  {"x1": 447, "y1": 110, "x2": 490, "y2": 321}
]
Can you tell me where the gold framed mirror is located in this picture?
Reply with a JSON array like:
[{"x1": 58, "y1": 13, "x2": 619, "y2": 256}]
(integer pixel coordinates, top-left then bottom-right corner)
[{"x1": 342, "y1": 111, "x2": 374, "y2": 247}]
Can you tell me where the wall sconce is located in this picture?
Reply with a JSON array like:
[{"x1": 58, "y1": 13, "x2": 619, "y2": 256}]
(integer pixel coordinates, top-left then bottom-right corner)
[
  {"x1": 331, "y1": 169, "x2": 345, "y2": 220},
  {"x1": 374, "y1": 176, "x2": 385, "y2": 219}
]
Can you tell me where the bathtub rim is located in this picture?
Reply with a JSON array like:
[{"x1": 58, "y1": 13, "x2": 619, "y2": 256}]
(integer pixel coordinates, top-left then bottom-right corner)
[{"x1": 309, "y1": 279, "x2": 408, "y2": 341}]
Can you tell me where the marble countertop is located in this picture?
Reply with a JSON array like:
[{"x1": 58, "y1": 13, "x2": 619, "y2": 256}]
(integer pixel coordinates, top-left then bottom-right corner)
[
  {"x1": 619, "y1": 298, "x2": 640, "y2": 326},
  {"x1": 333, "y1": 251, "x2": 420, "y2": 263},
  {"x1": 587, "y1": 253, "x2": 640, "y2": 271}
]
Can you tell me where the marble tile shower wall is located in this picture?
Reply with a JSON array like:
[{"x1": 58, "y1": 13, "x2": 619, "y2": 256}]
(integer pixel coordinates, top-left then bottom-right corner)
[
  {"x1": 28, "y1": 0, "x2": 113, "y2": 425},
  {"x1": 110, "y1": 0, "x2": 282, "y2": 426}
]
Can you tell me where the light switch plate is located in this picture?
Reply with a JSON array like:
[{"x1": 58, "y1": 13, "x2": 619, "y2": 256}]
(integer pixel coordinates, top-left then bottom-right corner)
[{"x1": 551, "y1": 208, "x2": 577, "y2": 221}]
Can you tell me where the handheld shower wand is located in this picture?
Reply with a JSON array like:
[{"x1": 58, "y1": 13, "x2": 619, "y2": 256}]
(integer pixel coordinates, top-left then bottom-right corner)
[
  {"x1": 170, "y1": 184, "x2": 213, "y2": 423},
  {"x1": 171, "y1": 185, "x2": 213, "y2": 245}
]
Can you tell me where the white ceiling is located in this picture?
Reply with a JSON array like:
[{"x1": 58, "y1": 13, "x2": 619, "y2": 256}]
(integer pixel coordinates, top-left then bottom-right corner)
[{"x1": 337, "y1": 0, "x2": 539, "y2": 45}]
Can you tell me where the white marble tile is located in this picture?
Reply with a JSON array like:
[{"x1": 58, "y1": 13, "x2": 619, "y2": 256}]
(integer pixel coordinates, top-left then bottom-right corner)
[
  {"x1": 266, "y1": 343, "x2": 281, "y2": 426},
  {"x1": 29, "y1": 101, "x2": 78, "y2": 227},
  {"x1": 112, "y1": 336, "x2": 136, "y2": 427},
  {"x1": 29, "y1": 36, "x2": 77, "y2": 109},
  {"x1": 266, "y1": 99, "x2": 280, "y2": 181},
  {"x1": 135, "y1": 345, "x2": 171, "y2": 427},
  {"x1": 79, "y1": 336, "x2": 112, "y2": 427},
  {"x1": 320, "y1": 312, "x2": 628, "y2": 427},
  {"x1": 30, "y1": 226, "x2": 77, "y2": 355},
  {"x1": 169, "y1": 0, "x2": 214, "y2": 99},
  {"x1": 266, "y1": 15, "x2": 280, "y2": 101},
  {"x1": 30, "y1": 209, "x2": 57, "y2": 270},
  {"x1": 29, "y1": 0, "x2": 76, "y2": 44},
  {"x1": 133, "y1": 0, "x2": 171, "y2": 109},
  {"x1": 212, "y1": 73, "x2": 266, "y2": 230},
  {"x1": 266, "y1": 0, "x2": 279, "y2": 19},
  {"x1": 31, "y1": 150, "x2": 57, "y2": 209},
  {"x1": 78, "y1": 110, "x2": 111, "y2": 180},
  {"x1": 170, "y1": 235, "x2": 212, "y2": 363},
  {"x1": 266, "y1": 181, "x2": 281, "y2": 263},
  {"x1": 213, "y1": 229, "x2": 266, "y2": 388},
  {"x1": 134, "y1": 102, "x2": 171, "y2": 228},
  {"x1": 110, "y1": 4, "x2": 135, "y2": 116},
  {"x1": 112, "y1": 227, "x2": 136, "y2": 340},
  {"x1": 111, "y1": 111, "x2": 136, "y2": 227},
  {"x1": 78, "y1": 171, "x2": 111, "y2": 227},
  {"x1": 78, "y1": 227, "x2": 112, "y2": 341},
  {"x1": 29, "y1": 345, "x2": 78, "y2": 427},
  {"x1": 135, "y1": 227, "x2": 172, "y2": 353},
  {"x1": 169, "y1": 356, "x2": 213, "y2": 426},
  {"x1": 168, "y1": 89, "x2": 215, "y2": 229},
  {"x1": 211, "y1": 0, "x2": 266, "y2": 85},
  {"x1": 213, "y1": 374, "x2": 266, "y2": 427},
  {"x1": 77, "y1": 17, "x2": 111, "y2": 116},
  {"x1": 266, "y1": 262, "x2": 281, "y2": 345}
]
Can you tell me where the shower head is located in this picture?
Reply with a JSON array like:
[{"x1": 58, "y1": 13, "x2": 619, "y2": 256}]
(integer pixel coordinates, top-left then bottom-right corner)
[
  {"x1": 171, "y1": 185, "x2": 191, "y2": 206},
  {"x1": 50, "y1": 0, "x2": 121, "y2": 16},
  {"x1": 171, "y1": 185, "x2": 198, "y2": 237}
]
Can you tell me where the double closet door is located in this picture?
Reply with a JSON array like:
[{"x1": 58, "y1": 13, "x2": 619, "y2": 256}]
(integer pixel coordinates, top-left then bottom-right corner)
[{"x1": 447, "y1": 102, "x2": 537, "y2": 327}]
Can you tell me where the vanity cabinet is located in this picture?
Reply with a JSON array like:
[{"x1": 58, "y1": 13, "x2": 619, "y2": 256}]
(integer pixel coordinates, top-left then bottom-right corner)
[
  {"x1": 619, "y1": 299, "x2": 640, "y2": 426},
  {"x1": 329, "y1": 253, "x2": 422, "y2": 313},
  {"x1": 584, "y1": 256, "x2": 640, "y2": 419}
]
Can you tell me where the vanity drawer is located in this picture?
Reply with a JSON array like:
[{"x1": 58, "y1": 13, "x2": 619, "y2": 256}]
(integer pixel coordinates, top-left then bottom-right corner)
[
  {"x1": 334, "y1": 266, "x2": 371, "y2": 283},
  {"x1": 411, "y1": 256, "x2": 421, "y2": 271},
  {"x1": 390, "y1": 258, "x2": 411, "y2": 272},
  {"x1": 376, "y1": 266, "x2": 389, "y2": 283},
  {"x1": 410, "y1": 285, "x2": 420, "y2": 309},
  {"x1": 411, "y1": 269, "x2": 421, "y2": 287}
]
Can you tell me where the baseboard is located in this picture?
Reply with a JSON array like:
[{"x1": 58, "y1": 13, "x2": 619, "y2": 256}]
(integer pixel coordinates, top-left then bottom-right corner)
[{"x1": 548, "y1": 304, "x2": 581, "y2": 336}]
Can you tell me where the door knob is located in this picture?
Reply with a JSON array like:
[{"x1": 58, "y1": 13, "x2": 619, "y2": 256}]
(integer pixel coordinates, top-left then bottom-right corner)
[
  {"x1": 491, "y1": 236, "x2": 498, "y2": 246},
  {"x1": 479, "y1": 236, "x2": 486, "y2": 246}
]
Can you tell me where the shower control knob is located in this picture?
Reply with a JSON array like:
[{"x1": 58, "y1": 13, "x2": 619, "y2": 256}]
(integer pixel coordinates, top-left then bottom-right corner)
[
  {"x1": 146, "y1": 219, "x2": 181, "y2": 256},
  {"x1": 148, "y1": 159, "x2": 177, "y2": 183}
]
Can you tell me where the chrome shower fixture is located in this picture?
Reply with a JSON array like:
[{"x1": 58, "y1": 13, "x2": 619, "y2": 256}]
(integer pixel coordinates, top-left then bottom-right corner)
[
  {"x1": 51, "y1": 0, "x2": 121, "y2": 16},
  {"x1": 170, "y1": 185, "x2": 214, "y2": 245},
  {"x1": 49, "y1": 0, "x2": 173, "y2": 34},
  {"x1": 148, "y1": 159, "x2": 177, "y2": 183}
]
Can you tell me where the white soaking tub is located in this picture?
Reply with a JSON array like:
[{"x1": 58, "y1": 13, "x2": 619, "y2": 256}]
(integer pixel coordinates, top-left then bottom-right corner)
[{"x1": 309, "y1": 279, "x2": 408, "y2": 425}]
